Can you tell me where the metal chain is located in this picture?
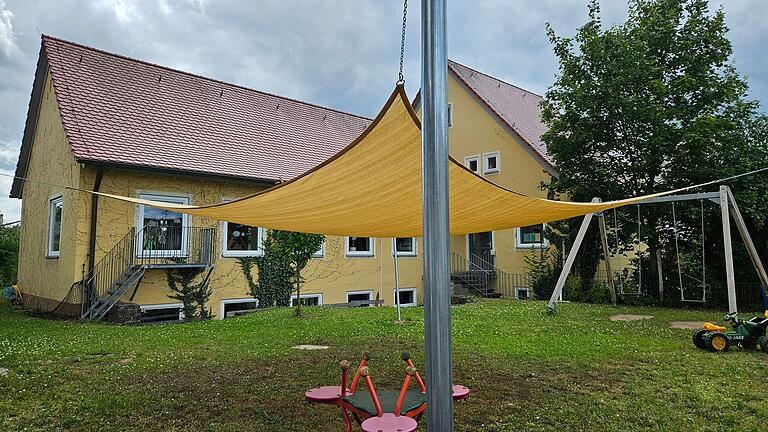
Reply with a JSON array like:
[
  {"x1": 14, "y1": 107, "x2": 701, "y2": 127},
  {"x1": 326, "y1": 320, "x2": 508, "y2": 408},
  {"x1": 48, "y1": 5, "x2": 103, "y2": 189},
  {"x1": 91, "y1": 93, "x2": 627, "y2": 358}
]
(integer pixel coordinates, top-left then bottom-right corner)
[{"x1": 397, "y1": 0, "x2": 408, "y2": 84}]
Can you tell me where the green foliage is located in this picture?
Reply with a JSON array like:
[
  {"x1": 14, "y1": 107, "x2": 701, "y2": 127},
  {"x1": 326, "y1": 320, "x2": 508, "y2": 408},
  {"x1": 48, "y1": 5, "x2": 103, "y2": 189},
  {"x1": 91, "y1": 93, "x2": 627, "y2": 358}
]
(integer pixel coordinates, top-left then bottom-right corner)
[
  {"x1": 525, "y1": 247, "x2": 562, "y2": 300},
  {"x1": 268, "y1": 230, "x2": 325, "y2": 317},
  {"x1": 237, "y1": 235, "x2": 294, "y2": 308},
  {"x1": 165, "y1": 267, "x2": 213, "y2": 320},
  {"x1": 238, "y1": 230, "x2": 324, "y2": 316},
  {"x1": 0, "y1": 224, "x2": 20, "y2": 287},
  {"x1": 541, "y1": 0, "x2": 768, "y2": 303}
]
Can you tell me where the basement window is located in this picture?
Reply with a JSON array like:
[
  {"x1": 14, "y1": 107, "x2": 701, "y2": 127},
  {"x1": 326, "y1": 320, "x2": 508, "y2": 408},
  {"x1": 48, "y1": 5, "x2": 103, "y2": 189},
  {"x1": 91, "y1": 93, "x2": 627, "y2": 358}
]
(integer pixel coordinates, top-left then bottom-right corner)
[
  {"x1": 140, "y1": 303, "x2": 184, "y2": 323},
  {"x1": 220, "y1": 298, "x2": 259, "y2": 319},
  {"x1": 395, "y1": 237, "x2": 417, "y2": 256},
  {"x1": 346, "y1": 237, "x2": 374, "y2": 257},
  {"x1": 47, "y1": 195, "x2": 63, "y2": 258},
  {"x1": 347, "y1": 290, "x2": 374, "y2": 307},
  {"x1": 515, "y1": 287, "x2": 530, "y2": 300},
  {"x1": 290, "y1": 293, "x2": 323, "y2": 307},
  {"x1": 516, "y1": 224, "x2": 548, "y2": 249},
  {"x1": 312, "y1": 240, "x2": 325, "y2": 258},
  {"x1": 483, "y1": 151, "x2": 500, "y2": 174},
  {"x1": 394, "y1": 288, "x2": 417, "y2": 307},
  {"x1": 464, "y1": 155, "x2": 480, "y2": 174}
]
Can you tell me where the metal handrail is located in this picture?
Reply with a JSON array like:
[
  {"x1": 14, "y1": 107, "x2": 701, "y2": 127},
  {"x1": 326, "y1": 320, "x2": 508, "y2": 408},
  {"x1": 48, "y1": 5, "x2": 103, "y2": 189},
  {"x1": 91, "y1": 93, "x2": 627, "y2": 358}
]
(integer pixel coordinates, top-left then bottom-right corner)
[{"x1": 80, "y1": 226, "x2": 216, "y2": 319}]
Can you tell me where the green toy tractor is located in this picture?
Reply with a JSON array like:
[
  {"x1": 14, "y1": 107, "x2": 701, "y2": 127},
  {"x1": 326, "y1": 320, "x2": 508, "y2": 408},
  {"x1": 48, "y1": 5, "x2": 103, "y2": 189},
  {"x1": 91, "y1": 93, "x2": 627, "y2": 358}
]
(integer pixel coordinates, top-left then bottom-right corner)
[{"x1": 693, "y1": 311, "x2": 768, "y2": 353}]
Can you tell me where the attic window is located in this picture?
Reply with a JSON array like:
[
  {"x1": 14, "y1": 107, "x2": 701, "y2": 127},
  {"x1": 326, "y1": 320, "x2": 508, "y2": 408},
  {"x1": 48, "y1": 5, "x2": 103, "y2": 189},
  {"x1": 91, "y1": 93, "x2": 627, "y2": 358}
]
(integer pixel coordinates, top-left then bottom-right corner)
[
  {"x1": 464, "y1": 155, "x2": 480, "y2": 173},
  {"x1": 483, "y1": 151, "x2": 500, "y2": 174}
]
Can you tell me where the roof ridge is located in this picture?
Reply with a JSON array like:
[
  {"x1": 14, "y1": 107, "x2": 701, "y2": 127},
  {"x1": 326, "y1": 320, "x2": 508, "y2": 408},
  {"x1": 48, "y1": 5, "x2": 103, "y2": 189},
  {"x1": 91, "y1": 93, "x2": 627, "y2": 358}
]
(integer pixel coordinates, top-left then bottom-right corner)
[
  {"x1": 448, "y1": 59, "x2": 543, "y2": 98},
  {"x1": 41, "y1": 34, "x2": 373, "y2": 121}
]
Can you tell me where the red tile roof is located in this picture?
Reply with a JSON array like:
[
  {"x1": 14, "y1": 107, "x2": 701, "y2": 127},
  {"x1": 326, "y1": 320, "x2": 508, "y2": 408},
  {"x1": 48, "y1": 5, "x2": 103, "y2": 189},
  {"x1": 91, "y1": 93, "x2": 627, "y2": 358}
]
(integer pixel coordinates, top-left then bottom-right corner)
[
  {"x1": 448, "y1": 60, "x2": 554, "y2": 171},
  {"x1": 40, "y1": 35, "x2": 372, "y2": 183}
]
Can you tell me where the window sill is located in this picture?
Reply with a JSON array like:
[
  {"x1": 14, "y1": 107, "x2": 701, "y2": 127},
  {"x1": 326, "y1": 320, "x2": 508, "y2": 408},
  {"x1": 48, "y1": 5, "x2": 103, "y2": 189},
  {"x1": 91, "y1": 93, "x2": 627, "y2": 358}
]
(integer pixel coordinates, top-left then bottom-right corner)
[
  {"x1": 222, "y1": 252, "x2": 263, "y2": 258},
  {"x1": 45, "y1": 254, "x2": 60, "y2": 260},
  {"x1": 345, "y1": 253, "x2": 375, "y2": 258},
  {"x1": 395, "y1": 253, "x2": 417, "y2": 257},
  {"x1": 483, "y1": 170, "x2": 500, "y2": 175},
  {"x1": 516, "y1": 244, "x2": 548, "y2": 250}
]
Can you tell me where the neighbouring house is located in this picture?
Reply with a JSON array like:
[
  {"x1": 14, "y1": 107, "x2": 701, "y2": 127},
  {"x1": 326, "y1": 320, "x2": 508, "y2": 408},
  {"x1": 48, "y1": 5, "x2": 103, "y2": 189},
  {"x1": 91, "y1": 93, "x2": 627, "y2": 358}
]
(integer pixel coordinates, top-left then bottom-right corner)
[{"x1": 11, "y1": 35, "x2": 556, "y2": 322}]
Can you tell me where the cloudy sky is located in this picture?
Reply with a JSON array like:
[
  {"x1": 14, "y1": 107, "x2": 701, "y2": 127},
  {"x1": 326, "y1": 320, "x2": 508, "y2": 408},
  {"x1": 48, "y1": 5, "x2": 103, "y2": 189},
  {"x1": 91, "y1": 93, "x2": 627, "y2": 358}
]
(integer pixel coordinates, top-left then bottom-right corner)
[{"x1": 0, "y1": 0, "x2": 766, "y2": 221}]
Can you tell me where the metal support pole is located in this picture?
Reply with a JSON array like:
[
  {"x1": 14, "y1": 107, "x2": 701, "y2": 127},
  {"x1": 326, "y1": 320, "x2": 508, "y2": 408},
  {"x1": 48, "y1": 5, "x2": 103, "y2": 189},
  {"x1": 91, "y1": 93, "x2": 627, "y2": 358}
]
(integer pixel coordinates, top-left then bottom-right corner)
[
  {"x1": 719, "y1": 185, "x2": 737, "y2": 313},
  {"x1": 421, "y1": 0, "x2": 453, "y2": 429},
  {"x1": 725, "y1": 187, "x2": 768, "y2": 296},
  {"x1": 656, "y1": 249, "x2": 664, "y2": 301},
  {"x1": 392, "y1": 238, "x2": 402, "y2": 321},
  {"x1": 547, "y1": 198, "x2": 599, "y2": 312},
  {"x1": 597, "y1": 209, "x2": 617, "y2": 306}
]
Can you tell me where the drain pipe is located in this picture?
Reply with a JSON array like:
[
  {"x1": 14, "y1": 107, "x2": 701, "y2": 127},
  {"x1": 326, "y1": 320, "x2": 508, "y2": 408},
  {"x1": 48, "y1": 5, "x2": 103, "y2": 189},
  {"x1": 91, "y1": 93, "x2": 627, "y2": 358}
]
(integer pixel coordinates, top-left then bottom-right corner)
[{"x1": 86, "y1": 166, "x2": 105, "y2": 299}]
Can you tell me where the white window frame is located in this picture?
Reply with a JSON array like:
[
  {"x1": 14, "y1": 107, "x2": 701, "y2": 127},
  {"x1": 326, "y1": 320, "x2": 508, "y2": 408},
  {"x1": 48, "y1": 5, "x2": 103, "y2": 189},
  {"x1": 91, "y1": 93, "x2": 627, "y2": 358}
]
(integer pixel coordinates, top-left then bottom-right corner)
[
  {"x1": 464, "y1": 155, "x2": 480, "y2": 174},
  {"x1": 136, "y1": 192, "x2": 191, "y2": 257},
  {"x1": 345, "y1": 237, "x2": 375, "y2": 257},
  {"x1": 140, "y1": 303, "x2": 185, "y2": 321},
  {"x1": 483, "y1": 151, "x2": 500, "y2": 174},
  {"x1": 515, "y1": 224, "x2": 549, "y2": 249},
  {"x1": 220, "y1": 199, "x2": 264, "y2": 257},
  {"x1": 312, "y1": 239, "x2": 325, "y2": 259},
  {"x1": 47, "y1": 195, "x2": 63, "y2": 258},
  {"x1": 394, "y1": 237, "x2": 417, "y2": 257},
  {"x1": 290, "y1": 293, "x2": 323, "y2": 307},
  {"x1": 448, "y1": 102, "x2": 454, "y2": 127},
  {"x1": 393, "y1": 288, "x2": 417, "y2": 307},
  {"x1": 514, "y1": 287, "x2": 530, "y2": 300},
  {"x1": 219, "y1": 298, "x2": 260, "y2": 319},
  {"x1": 346, "y1": 290, "x2": 374, "y2": 307}
]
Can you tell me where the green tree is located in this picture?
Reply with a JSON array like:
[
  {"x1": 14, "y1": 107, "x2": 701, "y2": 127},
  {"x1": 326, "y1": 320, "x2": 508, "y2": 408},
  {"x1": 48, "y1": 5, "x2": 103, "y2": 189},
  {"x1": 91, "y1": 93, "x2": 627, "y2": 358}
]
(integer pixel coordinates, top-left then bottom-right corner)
[
  {"x1": 541, "y1": 0, "x2": 768, "y2": 303},
  {"x1": 239, "y1": 230, "x2": 324, "y2": 316},
  {"x1": 0, "y1": 224, "x2": 20, "y2": 287},
  {"x1": 269, "y1": 230, "x2": 325, "y2": 317}
]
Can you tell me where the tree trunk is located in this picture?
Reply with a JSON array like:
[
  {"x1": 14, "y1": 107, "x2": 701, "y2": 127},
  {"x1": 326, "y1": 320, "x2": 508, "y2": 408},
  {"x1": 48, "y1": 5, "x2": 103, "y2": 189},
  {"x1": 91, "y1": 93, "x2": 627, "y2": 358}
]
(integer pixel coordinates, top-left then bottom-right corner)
[{"x1": 294, "y1": 265, "x2": 302, "y2": 318}]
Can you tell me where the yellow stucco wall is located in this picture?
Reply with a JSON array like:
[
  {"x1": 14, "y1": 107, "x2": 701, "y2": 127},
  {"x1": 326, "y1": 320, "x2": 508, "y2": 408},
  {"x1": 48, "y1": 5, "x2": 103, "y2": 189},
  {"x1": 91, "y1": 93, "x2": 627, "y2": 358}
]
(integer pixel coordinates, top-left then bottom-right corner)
[
  {"x1": 418, "y1": 74, "x2": 556, "y2": 281},
  {"x1": 17, "y1": 72, "x2": 84, "y2": 311},
  {"x1": 74, "y1": 167, "x2": 424, "y2": 318}
]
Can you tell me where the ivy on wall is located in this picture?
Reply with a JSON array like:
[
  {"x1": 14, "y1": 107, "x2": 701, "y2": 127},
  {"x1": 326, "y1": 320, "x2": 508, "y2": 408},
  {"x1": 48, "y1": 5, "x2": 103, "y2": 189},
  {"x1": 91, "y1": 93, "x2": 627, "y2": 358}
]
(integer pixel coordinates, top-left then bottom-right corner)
[{"x1": 165, "y1": 267, "x2": 213, "y2": 320}]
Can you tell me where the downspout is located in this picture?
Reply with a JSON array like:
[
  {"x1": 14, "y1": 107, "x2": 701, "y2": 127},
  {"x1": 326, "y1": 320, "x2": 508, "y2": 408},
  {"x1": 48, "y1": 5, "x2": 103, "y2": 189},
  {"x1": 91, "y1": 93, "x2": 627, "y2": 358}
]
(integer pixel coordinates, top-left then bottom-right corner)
[{"x1": 86, "y1": 167, "x2": 105, "y2": 293}]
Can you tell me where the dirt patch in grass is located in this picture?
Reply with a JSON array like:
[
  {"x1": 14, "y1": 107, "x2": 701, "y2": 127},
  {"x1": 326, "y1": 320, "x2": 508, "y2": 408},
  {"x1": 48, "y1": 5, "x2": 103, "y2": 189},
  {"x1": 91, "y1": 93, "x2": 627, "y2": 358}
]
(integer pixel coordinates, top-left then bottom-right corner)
[
  {"x1": 610, "y1": 314, "x2": 654, "y2": 321},
  {"x1": 669, "y1": 321, "x2": 704, "y2": 330}
]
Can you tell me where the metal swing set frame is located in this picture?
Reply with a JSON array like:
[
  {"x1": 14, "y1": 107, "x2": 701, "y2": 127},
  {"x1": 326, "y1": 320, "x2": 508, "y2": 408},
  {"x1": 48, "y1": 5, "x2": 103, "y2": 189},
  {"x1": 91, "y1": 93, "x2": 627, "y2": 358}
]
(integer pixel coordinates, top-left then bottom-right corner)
[{"x1": 548, "y1": 185, "x2": 768, "y2": 314}]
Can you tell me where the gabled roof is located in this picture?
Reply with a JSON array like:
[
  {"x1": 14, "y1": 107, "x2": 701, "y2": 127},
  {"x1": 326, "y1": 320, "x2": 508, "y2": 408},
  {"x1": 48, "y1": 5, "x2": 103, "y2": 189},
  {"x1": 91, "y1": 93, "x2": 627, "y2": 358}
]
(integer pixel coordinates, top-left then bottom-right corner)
[
  {"x1": 11, "y1": 35, "x2": 371, "y2": 197},
  {"x1": 444, "y1": 60, "x2": 555, "y2": 174}
]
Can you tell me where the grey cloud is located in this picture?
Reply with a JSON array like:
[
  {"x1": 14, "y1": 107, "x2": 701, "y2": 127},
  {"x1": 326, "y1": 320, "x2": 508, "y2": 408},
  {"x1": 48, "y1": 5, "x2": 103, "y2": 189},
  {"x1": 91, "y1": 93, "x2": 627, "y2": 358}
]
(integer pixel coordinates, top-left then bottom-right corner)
[{"x1": 0, "y1": 0, "x2": 766, "y2": 222}]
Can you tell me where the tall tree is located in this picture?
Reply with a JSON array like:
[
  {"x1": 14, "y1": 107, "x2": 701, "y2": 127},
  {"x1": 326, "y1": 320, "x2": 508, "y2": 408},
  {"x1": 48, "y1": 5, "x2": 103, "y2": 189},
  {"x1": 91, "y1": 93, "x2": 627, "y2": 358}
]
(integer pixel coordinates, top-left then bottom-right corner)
[{"x1": 541, "y1": 0, "x2": 768, "y2": 303}]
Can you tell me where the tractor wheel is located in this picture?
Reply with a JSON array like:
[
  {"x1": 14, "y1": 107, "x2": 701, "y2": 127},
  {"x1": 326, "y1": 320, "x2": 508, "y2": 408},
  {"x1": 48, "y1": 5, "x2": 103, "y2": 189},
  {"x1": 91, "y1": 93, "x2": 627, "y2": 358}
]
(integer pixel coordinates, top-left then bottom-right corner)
[
  {"x1": 760, "y1": 337, "x2": 768, "y2": 353},
  {"x1": 705, "y1": 333, "x2": 730, "y2": 353},
  {"x1": 692, "y1": 330, "x2": 707, "y2": 349}
]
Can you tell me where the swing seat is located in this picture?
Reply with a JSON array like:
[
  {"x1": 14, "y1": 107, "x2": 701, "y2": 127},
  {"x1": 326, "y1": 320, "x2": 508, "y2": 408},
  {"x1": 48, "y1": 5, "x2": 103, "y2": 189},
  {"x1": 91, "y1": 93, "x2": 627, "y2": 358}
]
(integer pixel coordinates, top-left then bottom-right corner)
[{"x1": 343, "y1": 390, "x2": 425, "y2": 416}]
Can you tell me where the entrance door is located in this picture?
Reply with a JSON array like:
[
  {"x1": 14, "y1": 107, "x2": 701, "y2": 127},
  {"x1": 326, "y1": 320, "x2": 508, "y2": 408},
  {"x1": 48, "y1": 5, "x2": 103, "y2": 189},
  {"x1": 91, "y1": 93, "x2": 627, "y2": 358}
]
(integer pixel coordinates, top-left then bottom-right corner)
[{"x1": 468, "y1": 232, "x2": 494, "y2": 271}]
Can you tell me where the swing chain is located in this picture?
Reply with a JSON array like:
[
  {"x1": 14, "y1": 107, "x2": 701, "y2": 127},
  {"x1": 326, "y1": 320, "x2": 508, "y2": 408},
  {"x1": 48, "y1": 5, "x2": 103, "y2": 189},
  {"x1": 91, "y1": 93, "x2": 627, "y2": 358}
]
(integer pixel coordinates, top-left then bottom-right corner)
[{"x1": 397, "y1": 0, "x2": 408, "y2": 85}]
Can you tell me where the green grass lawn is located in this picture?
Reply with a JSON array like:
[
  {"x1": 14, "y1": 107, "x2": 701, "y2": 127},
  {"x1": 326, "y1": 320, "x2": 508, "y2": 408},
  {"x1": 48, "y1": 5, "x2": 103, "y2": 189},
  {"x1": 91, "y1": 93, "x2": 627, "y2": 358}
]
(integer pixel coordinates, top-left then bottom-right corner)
[{"x1": 1, "y1": 300, "x2": 767, "y2": 431}]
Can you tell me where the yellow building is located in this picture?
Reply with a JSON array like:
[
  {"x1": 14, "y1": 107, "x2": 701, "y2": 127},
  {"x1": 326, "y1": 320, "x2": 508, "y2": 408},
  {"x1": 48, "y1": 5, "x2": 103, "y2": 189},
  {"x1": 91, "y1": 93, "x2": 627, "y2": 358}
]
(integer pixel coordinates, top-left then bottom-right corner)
[{"x1": 11, "y1": 36, "x2": 556, "y2": 322}]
